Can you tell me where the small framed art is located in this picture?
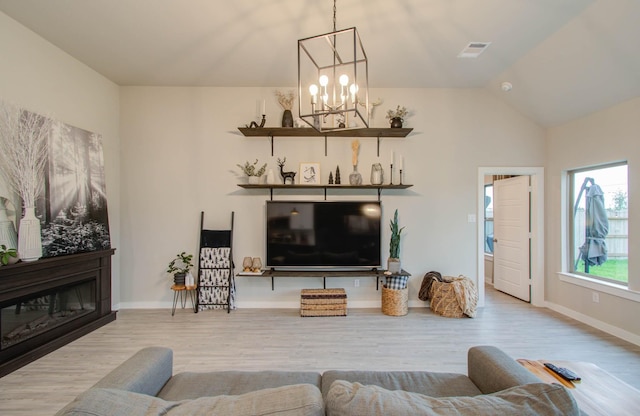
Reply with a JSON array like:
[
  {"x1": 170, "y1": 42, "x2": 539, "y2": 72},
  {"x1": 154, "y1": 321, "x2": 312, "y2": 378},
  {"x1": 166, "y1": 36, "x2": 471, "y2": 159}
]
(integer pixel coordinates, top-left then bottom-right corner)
[{"x1": 299, "y1": 162, "x2": 320, "y2": 184}]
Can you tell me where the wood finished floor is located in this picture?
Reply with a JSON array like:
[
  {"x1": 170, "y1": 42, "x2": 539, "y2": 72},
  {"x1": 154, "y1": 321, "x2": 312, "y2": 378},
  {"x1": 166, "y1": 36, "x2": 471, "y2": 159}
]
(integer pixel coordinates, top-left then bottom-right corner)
[{"x1": 1, "y1": 286, "x2": 639, "y2": 415}]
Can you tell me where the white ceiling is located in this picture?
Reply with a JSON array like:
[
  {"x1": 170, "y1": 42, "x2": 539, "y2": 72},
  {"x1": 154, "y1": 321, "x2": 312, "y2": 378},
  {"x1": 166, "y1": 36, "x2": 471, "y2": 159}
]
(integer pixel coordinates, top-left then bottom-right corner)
[{"x1": 1, "y1": 0, "x2": 639, "y2": 126}]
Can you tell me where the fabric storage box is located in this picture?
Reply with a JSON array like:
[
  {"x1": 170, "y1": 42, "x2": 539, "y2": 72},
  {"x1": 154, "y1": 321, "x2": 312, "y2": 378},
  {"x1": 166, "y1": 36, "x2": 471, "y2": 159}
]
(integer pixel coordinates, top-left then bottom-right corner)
[{"x1": 300, "y1": 288, "x2": 347, "y2": 317}]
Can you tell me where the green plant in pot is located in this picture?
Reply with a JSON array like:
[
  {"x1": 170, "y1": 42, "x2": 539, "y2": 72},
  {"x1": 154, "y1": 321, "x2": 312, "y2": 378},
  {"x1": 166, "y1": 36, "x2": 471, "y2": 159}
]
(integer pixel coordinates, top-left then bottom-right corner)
[
  {"x1": 0, "y1": 244, "x2": 18, "y2": 266},
  {"x1": 167, "y1": 251, "x2": 194, "y2": 285},
  {"x1": 388, "y1": 209, "x2": 404, "y2": 274},
  {"x1": 237, "y1": 159, "x2": 267, "y2": 184}
]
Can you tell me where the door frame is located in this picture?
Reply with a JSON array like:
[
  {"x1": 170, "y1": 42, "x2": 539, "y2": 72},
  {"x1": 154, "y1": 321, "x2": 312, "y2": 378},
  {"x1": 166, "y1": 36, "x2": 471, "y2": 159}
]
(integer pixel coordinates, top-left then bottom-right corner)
[{"x1": 477, "y1": 167, "x2": 544, "y2": 307}]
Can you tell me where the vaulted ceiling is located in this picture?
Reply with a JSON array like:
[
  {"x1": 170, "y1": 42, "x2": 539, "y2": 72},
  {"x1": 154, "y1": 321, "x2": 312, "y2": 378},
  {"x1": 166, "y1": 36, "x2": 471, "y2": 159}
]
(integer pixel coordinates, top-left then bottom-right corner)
[{"x1": 1, "y1": 0, "x2": 639, "y2": 126}]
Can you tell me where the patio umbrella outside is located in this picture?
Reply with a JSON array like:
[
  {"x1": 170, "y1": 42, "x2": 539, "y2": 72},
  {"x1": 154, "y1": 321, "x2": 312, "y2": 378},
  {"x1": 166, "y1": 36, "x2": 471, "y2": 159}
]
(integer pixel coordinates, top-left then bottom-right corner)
[{"x1": 575, "y1": 178, "x2": 609, "y2": 272}]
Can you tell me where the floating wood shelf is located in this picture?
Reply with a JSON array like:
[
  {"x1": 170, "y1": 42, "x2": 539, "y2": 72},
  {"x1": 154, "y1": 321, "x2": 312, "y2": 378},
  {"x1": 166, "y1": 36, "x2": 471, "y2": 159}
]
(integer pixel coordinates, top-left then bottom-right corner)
[
  {"x1": 237, "y1": 183, "x2": 413, "y2": 200},
  {"x1": 241, "y1": 268, "x2": 412, "y2": 291},
  {"x1": 238, "y1": 127, "x2": 413, "y2": 156},
  {"x1": 238, "y1": 127, "x2": 413, "y2": 137}
]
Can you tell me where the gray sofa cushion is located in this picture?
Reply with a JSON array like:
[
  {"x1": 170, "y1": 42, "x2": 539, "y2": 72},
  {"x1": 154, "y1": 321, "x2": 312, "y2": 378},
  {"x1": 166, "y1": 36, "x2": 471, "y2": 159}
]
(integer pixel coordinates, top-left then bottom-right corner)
[
  {"x1": 158, "y1": 370, "x2": 322, "y2": 400},
  {"x1": 325, "y1": 380, "x2": 580, "y2": 416},
  {"x1": 321, "y1": 370, "x2": 482, "y2": 398},
  {"x1": 56, "y1": 384, "x2": 325, "y2": 416}
]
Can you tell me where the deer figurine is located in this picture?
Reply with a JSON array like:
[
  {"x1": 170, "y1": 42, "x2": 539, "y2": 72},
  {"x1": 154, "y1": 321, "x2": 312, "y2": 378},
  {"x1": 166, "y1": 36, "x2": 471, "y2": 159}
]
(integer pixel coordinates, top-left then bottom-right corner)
[{"x1": 277, "y1": 157, "x2": 296, "y2": 185}]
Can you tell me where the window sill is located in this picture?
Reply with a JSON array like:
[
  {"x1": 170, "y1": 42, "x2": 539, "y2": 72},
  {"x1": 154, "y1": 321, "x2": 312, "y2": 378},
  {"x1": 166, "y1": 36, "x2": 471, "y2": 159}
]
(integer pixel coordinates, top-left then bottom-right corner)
[{"x1": 557, "y1": 272, "x2": 640, "y2": 303}]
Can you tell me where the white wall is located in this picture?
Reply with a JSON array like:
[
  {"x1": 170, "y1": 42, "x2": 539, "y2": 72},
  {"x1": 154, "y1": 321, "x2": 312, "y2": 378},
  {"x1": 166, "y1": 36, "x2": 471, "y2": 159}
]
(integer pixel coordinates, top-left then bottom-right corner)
[
  {"x1": 119, "y1": 86, "x2": 545, "y2": 308},
  {"x1": 0, "y1": 12, "x2": 121, "y2": 304},
  {"x1": 546, "y1": 97, "x2": 640, "y2": 341}
]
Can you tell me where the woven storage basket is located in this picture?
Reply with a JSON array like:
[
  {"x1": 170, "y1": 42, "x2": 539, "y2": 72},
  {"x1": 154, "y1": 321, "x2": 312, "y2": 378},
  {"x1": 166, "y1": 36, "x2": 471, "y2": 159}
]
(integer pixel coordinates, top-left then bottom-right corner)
[
  {"x1": 429, "y1": 279, "x2": 464, "y2": 318},
  {"x1": 381, "y1": 286, "x2": 408, "y2": 316}
]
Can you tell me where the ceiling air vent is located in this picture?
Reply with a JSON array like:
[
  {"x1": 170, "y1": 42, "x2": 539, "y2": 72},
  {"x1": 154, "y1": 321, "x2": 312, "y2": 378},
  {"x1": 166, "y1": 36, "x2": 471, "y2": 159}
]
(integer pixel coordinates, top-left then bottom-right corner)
[{"x1": 457, "y1": 42, "x2": 491, "y2": 58}]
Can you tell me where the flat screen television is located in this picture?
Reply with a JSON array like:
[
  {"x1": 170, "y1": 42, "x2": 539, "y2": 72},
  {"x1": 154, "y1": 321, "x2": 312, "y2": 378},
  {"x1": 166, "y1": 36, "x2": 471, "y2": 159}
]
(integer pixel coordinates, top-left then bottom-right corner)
[{"x1": 266, "y1": 200, "x2": 382, "y2": 269}]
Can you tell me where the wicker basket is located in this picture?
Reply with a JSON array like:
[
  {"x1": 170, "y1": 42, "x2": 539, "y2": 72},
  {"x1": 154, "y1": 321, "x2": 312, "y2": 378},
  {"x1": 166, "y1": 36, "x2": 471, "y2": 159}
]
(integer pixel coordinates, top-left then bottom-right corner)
[
  {"x1": 429, "y1": 279, "x2": 464, "y2": 318},
  {"x1": 381, "y1": 286, "x2": 408, "y2": 316}
]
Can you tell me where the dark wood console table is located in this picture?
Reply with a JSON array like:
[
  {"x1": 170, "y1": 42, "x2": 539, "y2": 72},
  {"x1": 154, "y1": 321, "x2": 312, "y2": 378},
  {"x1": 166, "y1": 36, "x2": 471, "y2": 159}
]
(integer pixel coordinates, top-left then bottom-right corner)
[{"x1": 239, "y1": 269, "x2": 411, "y2": 291}]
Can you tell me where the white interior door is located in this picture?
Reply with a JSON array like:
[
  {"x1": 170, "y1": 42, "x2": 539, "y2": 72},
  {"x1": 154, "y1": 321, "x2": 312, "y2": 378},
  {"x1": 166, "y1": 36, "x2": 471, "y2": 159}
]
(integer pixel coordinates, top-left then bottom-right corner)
[{"x1": 493, "y1": 176, "x2": 531, "y2": 302}]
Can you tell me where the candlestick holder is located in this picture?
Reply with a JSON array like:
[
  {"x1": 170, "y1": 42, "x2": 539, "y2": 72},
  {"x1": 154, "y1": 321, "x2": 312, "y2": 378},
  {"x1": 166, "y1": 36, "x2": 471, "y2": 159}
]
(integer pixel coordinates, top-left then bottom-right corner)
[
  {"x1": 249, "y1": 114, "x2": 266, "y2": 128},
  {"x1": 399, "y1": 169, "x2": 403, "y2": 185},
  {"x1": 389, "y1": 163, "x2": 394, "y2": 185}
]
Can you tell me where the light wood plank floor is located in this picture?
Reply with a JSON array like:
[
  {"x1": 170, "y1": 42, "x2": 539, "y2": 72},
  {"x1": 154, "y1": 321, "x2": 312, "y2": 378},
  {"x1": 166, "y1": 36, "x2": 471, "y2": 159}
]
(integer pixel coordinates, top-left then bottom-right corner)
[{"x1": 1, "y1": 286, "x2": 639, "y2": 415}]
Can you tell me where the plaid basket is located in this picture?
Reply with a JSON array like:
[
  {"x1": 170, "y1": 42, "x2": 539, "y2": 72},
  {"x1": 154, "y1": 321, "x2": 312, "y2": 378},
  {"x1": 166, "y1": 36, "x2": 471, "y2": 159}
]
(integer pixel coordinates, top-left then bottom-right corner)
[{"x1": 385, "y1": 274, "x2": 409, "y2": 290}]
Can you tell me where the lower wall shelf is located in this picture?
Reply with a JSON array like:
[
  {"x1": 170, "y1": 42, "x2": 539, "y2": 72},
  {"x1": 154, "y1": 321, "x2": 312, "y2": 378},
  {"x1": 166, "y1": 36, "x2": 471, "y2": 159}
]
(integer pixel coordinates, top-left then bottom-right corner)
[
  {"x1": 237, "y1": 184, "x2": 412, "y2": 201},
  {"x1": 238, "y1": 269, "x2": 411, "y2": 291}
]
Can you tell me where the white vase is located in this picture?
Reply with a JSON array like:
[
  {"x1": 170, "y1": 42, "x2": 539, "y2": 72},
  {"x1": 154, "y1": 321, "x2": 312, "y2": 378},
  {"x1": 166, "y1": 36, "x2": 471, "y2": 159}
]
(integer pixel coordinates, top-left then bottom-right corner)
[
  {"x1": 266, "y1": 169, "x2": 276, "y2": 184},
  {"x1": 248, "y1": 176, "x2": 260, "y2": 184},
  {"x1": 387, "y1": 257, "x2": 401, "y2": 274},
  {"x1": 18, "y1": 206, "x2": 42, "y2": 262}
]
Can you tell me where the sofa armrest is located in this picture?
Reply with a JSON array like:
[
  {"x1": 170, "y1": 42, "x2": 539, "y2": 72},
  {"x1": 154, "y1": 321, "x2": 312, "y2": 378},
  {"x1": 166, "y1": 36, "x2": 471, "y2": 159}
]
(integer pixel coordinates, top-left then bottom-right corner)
[
  {"x1": 92, "y1": 347, "x2": 173, "y2": 396},
  {"x1": 468, "y1": 345, "x2": 541, "y2": 394}
]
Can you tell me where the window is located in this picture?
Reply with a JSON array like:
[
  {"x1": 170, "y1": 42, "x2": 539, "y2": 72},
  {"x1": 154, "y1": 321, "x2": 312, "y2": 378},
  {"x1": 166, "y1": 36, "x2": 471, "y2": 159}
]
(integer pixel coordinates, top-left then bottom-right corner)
[
  {"x1": 570, "y1": 163, "x2": 628, "y2": 284},
  {"x1": 484, "y1": 184, "x2": 493, "y2": 254}
]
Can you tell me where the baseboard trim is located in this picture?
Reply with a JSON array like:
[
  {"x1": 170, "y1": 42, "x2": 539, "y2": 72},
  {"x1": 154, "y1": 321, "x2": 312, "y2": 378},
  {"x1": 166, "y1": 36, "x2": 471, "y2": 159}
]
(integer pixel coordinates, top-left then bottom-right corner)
[{"x1": 546, "y1": 301, "x2": 640, "y2": 347}]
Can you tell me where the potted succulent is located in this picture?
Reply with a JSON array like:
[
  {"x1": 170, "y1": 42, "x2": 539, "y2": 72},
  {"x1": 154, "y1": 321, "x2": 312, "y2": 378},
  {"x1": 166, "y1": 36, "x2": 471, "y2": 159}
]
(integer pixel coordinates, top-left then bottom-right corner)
[
  {"x1": 237, "y1": 159, "x2": 267, "y2": 184},
  {"x1": 386, "y1": 105, "x2": 408, "y2": 128},
  {"x1": 167, "y1": 252, "x2": 194, "y2": 285},
  {"x1": 387, "y1": 209, "x2": 405, "y2": 274},
  {"x1": 0, "y1": 244, "x2": 18, "y2": 266}
]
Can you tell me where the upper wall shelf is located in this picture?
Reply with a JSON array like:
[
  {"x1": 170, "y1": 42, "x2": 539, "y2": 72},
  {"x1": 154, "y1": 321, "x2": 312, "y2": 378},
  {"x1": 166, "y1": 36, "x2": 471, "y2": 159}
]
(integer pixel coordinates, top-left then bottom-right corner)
[
  {"x1": 238, "y1": 127, "x2": 413, "y2": 156},
  {"x1": 238, "y1": 127, "x2": 413, "y2": 137}
]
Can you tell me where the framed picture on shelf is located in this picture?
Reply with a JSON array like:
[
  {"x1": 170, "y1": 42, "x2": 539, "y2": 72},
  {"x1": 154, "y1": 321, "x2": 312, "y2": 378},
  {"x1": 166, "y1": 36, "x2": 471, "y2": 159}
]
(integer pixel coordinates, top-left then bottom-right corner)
[{"x1": 299, "y1": 162, "x2": 320, "y2": 184}]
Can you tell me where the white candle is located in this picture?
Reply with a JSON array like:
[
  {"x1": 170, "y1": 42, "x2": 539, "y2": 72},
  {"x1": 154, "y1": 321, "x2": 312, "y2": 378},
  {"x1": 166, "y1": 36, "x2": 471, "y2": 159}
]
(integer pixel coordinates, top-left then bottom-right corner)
[
  {"x1": 390, "y1": 151, "x2": 394, "y2": 166},
  {"x1": 261, "y1": 99, "x2": 266, "y2": 115},
  {"x1": 399, "y1": 155, "x2": 403, "y2": 170}
]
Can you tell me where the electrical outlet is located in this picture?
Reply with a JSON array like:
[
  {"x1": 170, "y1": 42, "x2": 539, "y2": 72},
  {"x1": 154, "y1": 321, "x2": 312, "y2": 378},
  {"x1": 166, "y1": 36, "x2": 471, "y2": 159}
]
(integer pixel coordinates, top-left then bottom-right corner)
[
  {"x1": 592, "y1": 292, "x2": 600, "y2": 303},
  {"x1": 354, "y1": 279, "x2": 360, "y2": 287}
]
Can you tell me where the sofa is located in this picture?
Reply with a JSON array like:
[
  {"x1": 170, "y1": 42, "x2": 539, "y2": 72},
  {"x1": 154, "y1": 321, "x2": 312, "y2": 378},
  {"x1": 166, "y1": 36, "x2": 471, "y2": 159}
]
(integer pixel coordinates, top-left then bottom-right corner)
[{"x1": 55, "y1": 345, "x2": 580, "y2": 415}]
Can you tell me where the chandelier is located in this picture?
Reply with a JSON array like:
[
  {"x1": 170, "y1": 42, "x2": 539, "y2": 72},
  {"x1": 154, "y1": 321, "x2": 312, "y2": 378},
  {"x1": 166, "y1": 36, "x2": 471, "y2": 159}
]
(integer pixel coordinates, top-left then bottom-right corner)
[{"x1": 298, "y1": 0, "x2": 369, "y2": 132}]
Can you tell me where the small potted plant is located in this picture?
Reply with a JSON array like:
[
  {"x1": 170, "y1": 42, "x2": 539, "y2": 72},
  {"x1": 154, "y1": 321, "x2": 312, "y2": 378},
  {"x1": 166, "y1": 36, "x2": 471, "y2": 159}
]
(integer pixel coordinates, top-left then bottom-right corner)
[
  {"x1": 386, "y1": 105, "x2": 408, "y2": 128},
  {"x1": 167, "y1": 252, "x2": 194, "y2": 285},
  {"x1": 237, "y1": 159, "x2": 267, "y2": 184},
  {"x1": 387, "y1": 209, "x2": 405, "y2": 274},
  {"x1": 0, "y1": 244, "x2": 18, "y2": 266}
]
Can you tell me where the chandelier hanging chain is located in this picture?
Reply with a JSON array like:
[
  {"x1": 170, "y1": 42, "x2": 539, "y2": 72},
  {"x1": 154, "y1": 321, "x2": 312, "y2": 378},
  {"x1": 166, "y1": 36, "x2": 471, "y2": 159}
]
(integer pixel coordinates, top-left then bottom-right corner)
[{"x1": 333, "y1": 0, "x2": 337, "y2": 32}]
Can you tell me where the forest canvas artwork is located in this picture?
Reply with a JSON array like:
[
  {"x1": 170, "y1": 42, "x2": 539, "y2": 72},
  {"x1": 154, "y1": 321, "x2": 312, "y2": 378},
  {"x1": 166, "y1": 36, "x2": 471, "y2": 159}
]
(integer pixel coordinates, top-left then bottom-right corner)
[
  {"x1": 40, "y1": 121, "x2": 111, "y2": 257},
  {"x1": 0, "y1": 101, "x2": 111, "y2": 258}
]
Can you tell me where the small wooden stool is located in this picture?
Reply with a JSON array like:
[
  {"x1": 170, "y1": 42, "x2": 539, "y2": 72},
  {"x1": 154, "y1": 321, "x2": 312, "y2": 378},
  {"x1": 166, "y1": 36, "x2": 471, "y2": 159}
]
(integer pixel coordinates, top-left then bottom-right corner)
[{"x1": 171, "y1": 284, "x2": 197, "y2": 316}]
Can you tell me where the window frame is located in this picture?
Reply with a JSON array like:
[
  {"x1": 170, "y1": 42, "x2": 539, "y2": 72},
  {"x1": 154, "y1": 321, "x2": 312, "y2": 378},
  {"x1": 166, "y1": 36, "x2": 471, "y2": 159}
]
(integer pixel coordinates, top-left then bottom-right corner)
[{"x1": 568, "y1": 161, "x2": 628, "y2": 286}]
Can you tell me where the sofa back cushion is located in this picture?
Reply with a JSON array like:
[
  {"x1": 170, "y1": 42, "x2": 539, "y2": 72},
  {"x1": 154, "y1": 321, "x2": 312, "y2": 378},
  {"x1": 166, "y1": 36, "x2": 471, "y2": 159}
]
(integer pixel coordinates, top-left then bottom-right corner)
[
  {"x1": 321, "y1": 370, "x2": 481, "y2": 399},
  {"x1": 55, "y1": 384, "x2": 324, "y2": 416},
  {"x1": 158, "y1": 370, "x2": 321, "y2": 400},
  {"x1": 325, "y1": 380, "x2": 579, "y2": 416}
]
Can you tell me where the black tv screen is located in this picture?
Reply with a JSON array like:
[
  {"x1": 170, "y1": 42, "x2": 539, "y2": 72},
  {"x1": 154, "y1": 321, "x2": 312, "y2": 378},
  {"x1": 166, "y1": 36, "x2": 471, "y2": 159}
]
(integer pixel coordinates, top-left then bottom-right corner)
[{"x1": 266, "y1": 201, "x2": 382, "y2": 269}]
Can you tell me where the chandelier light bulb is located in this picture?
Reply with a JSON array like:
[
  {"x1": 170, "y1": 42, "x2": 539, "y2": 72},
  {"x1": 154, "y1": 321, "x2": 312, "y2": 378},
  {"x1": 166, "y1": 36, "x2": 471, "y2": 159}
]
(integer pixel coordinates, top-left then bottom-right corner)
[
  {"x1": 339, "y1": 74, "x2": 349, "y2": 86},
  {"x1": 319, "y1": 75, "x2": 329, "y2": 86},
  {"x1": 349, "y1": 83, "x2": 358, "y2": 103},
  {"x1": 309, "y1": 84, "x2": 318, "y2": 105}
]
